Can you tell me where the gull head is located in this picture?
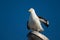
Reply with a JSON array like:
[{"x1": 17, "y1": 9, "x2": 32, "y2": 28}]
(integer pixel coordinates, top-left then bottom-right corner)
[{"x1": 29, "y1": 8, "x2": 35, "y2": 13}]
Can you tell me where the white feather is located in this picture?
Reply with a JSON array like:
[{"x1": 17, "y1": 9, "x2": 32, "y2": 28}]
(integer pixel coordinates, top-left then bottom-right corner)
[{"x1": 28, "y1": 8, "x2": 44, "y2": 32}]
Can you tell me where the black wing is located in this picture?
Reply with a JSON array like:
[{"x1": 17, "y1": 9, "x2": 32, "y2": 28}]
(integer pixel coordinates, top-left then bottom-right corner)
[{"x1": 38, "y1": 16, "x2": 49, "y2": 27}]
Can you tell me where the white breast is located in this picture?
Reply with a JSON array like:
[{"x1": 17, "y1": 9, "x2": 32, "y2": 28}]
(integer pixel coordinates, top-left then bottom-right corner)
[
  {"x1": 28, "y1": 15, "x2": 44, "y2": 32},
  {"x1": 28, "y1": 8, "x2": 44, "y2": 32}
]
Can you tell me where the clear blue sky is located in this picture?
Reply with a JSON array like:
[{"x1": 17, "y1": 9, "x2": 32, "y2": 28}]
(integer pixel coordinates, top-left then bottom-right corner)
[{"x1": 0, "y1": 0, "x2": 60, "y2": 40}]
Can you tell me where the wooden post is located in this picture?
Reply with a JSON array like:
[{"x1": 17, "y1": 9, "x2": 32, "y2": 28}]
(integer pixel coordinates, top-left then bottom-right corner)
[{"x1": 27, "y1": 31, "x2": 49, "y2": 40}]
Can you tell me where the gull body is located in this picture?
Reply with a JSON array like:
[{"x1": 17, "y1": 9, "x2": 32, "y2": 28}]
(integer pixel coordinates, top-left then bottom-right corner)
[{"x1": 27, "y1": 8, "x2": 49, "y2": 32}]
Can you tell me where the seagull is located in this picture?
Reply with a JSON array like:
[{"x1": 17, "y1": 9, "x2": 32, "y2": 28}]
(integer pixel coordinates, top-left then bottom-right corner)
[{"x1": 27, "y1": 8, "x2": 49, "y2": 32}]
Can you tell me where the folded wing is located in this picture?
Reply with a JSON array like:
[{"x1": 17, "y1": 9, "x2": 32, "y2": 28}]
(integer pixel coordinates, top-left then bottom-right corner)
[{"x1": 38, "y1": 16, "x2": 49, "y2": 27}]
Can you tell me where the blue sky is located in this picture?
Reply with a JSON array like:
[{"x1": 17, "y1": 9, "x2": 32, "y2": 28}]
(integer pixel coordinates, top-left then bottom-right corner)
[{"x1": 0, "y1": 0, "x2": 60, "y2": 40}]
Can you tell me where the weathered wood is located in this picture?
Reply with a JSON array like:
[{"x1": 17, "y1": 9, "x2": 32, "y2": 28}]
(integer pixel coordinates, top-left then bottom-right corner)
[{"x1": 27, "y1": 31, "x2": 49, "y2": 40}]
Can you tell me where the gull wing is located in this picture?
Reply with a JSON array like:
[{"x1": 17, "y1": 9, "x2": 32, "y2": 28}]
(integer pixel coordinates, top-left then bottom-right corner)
[{"x1": 38, "y1": 16, "x2": 49, "y2": 27}]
